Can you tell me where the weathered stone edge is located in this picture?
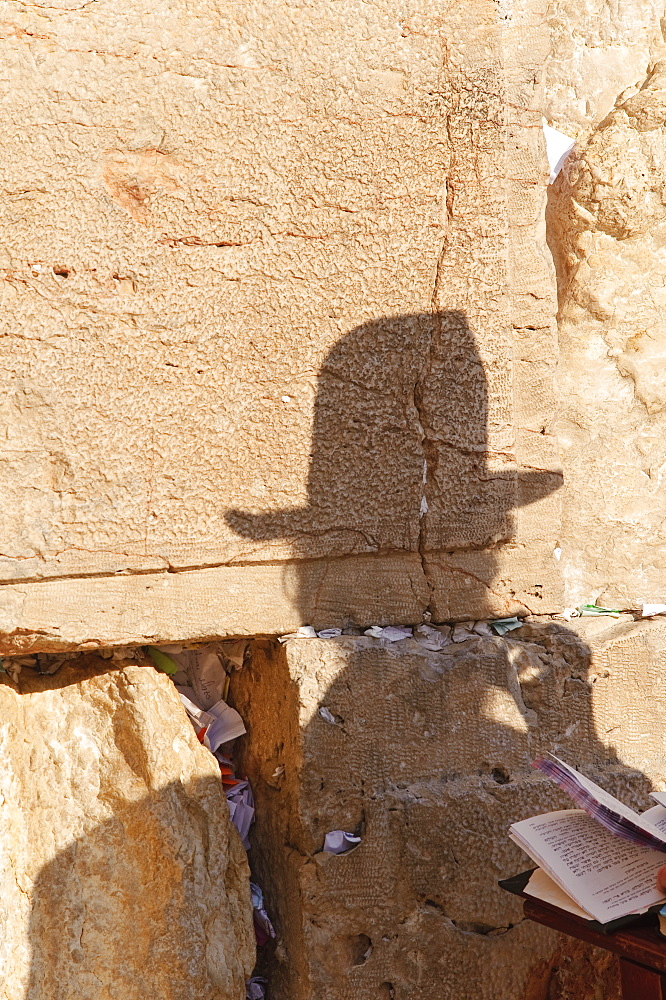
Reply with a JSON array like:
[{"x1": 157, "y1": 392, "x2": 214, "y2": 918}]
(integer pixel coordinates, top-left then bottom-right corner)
[{"x1": 0, "y1": 547, "x2": 567, "y2": 654}]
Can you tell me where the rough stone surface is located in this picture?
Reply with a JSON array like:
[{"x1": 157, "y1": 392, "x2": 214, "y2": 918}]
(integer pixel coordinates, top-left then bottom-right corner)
[
  {"x1": 0, "y1": 657, "x2": 254, "y2": 999},
  {"x1": 543, "y1": 0, "x2": 666, "y2": 138},
  {"x1": 233, "y1": 621, "x2": 666, "y2": 1000},
  {"x1": 0, "y1": 555, "x2": 429, "y2": 654},
  {"x1": 544, "y1": 8, "x2": 666, "y2": 607},
  {"x1": 2, "y1": 3, "x2": 665, "y2": 999},
  {"x1": 0, "y1": 0, "x2": 562, "y2": 646}
]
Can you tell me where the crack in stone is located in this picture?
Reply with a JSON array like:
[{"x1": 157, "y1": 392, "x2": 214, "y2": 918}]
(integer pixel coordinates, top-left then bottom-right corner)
[{"x1": 411, "y1": 168, "x2": 453, "y2": 621}]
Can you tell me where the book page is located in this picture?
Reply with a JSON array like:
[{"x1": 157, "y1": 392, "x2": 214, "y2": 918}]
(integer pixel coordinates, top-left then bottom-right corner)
[
  {"x1": 523, "y1": 867, "x2": 591, "y2": 919},
  {"x1": 510, "y1": 809, "x2": 666, "y2": 923},
  {"x1": 548, "y1": 755, "x2": 666, "y2": 842},
  {"x1": 641, "y1": 804, "x2": 666, "y2": 833}
]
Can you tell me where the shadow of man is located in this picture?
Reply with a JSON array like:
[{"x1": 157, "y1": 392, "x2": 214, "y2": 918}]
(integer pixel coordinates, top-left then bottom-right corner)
[
  {"x1": 15, "y1": 313, "x2": 655, "y2": 1000},
  {"x1": 224, "y1": 311, "x2": 654, "y2": 1000},
  {"x1": 225, "y1": 311, "x2": 561, "y2": 624}
]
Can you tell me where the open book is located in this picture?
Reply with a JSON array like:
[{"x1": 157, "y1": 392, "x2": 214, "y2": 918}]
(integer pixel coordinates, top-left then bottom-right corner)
[{"x1": 508, "y1": 755, "x2": 666, "y2": 924}]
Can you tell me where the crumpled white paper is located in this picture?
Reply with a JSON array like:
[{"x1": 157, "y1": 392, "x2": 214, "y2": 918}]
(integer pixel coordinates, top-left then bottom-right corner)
[
  {"x1": 167, "y1": 646, "x2": 229, "y2": 709},
  {"x1": 218, "y1": 638, "x2": 248, "y2": 669},
  {"x1": 176, "y1": 684, "x2": 246, "y2": 752},
  {"x1": 363, "y1": 625, "x2": 412, "y2": 642},
  {"x1": 554, "y1": 607, "x2": 579, "y2": 621},
  {"x1": 278, "y1": 625, "x2": 317, "y2": 642},
  {"x1": 318, "y1": 706, "x2": 338, "y2": 725},
  {"x1": 226, "y1": 779, "x2": 255, "y2": 849},
  {"x1": 246, "y1": 978, "x2": 268, "y2": 1000},
  {"x1": 452, "y1": 622, "x2": 475, "y2": 642},
  {"x1": 413, "y1": 624, "x2": 452, "y2": 650},
  {"x1": 323, "y1": 830, "x2": 362, "y2": 855},
  {"x1": 203, "y1": 700, "x2": 246, "y2": 752},
  {"x1": 250, "y1": 882, "x2": 276, "y2": 943},
  {"x1": 177, "y1": 688, "x2": 215, "y2": 731},
  {"x1": 1, "y1": 659, "x2": 22, "y2": 682}
]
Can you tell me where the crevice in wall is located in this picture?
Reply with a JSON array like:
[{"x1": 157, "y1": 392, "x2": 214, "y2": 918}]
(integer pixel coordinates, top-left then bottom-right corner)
[
  {"x1": 412, "y1": 378, "x2": 436, "y2": 621},
  {"x1": 2, "y1": 639, "x2": 287, "y2": 1000},
  {"x1": 231, "y1": 639, "x2": 310, "y2": 1000}
]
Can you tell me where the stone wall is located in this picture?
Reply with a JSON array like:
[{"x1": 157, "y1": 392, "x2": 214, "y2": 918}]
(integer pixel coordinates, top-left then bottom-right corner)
[
  {"x1": 3, "y1": 3, "x2": 666, "y2": 1000},
  {"x1": 544, "y1": 1, "x2": 666, "y2": 607},
  {"x1": 0, "y1": 0, "x2": 563, "y2": 651},
  {"x1": 233, "y1": 619, "x2": 666, "y2": 1000}
]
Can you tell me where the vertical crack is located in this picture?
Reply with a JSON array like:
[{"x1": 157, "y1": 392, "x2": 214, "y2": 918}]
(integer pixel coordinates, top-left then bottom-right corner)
[
  {"x1": 413, "y1": 378, "x2": 435, "y2": 620},
  {"x1": 413, "y1": 176, "x2": 453, "y2": 620}
]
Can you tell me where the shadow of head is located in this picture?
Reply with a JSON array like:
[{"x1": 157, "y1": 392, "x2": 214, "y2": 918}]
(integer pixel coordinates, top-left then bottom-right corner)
[{"x1": 225, "y1": 311, "x2": 561, "y2": 617}]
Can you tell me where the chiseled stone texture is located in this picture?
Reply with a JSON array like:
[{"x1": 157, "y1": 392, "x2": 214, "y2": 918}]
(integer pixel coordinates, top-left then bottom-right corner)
[
  {"x1": 234, "y1": 620, "x2": 666, "y2": 1000},
  {"x1": 0, "y1": 0, "x2": 562, "y2": 645},
  {"x1": 547, "y1": 51, "x2": 666, "y2": 607},
  {"x1": 0, "y1": 658, "x2": 254, "y2": 999},
  {"x1": 0, "y1": 556, "x2": 431, "y2": 655}
]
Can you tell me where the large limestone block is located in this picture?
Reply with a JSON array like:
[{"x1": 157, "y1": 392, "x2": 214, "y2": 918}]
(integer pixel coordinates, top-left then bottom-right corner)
[
  {"x1": 0, "y1": 554, "x2": 430, "y2": 655},
  {"x1": 232, "y1": 625, "x2": 661, "y2": 1000},
  {"x1": 422, "y1": 2, "x2": 563, "y2": 621},
  {"x1": 547, "y1": 56, "x2": 666, "y2": 607},
  {"x1": 0, "y1": 0, "x2": 562, "y2": 636},
  {"x1": 0, "y1": 658, "x2": 254, "y2": 999}
]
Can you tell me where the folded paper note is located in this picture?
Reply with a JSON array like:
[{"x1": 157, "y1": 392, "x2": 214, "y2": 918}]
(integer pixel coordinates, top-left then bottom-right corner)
[
  {"x1": 203, "y1": 699, "x2": 247, "y2": 754},
  {"x1": 643, "y1": 604, "x2": 666, "y2": 617},
  {"x1": 542, "y1": 119, "x2": 575, "y2": 183},
  {"x1": 577, "y1": 604, "x2": 621, "y2": 618},
  {"x1": 490, "y1": 617, "x2": 523, "y2": 636},
  {"x1": 279, "y1": 626, "x2": 317, "y2": 642},
  {"x1": 364, "y1": 625, "x2": 412, "y2": 642},
  {"x1": 226, "y1": 779, "x2": 255, "y2": 849}
]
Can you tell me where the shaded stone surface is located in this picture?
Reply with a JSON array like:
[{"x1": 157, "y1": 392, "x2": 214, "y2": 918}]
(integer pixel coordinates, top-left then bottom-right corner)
[
  {"x1": 0, "y1": 657, "x2": 254, "y2": 999},
  {"x1": 233, "y1": 621, "x2": 666, "y2": 1000}
]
